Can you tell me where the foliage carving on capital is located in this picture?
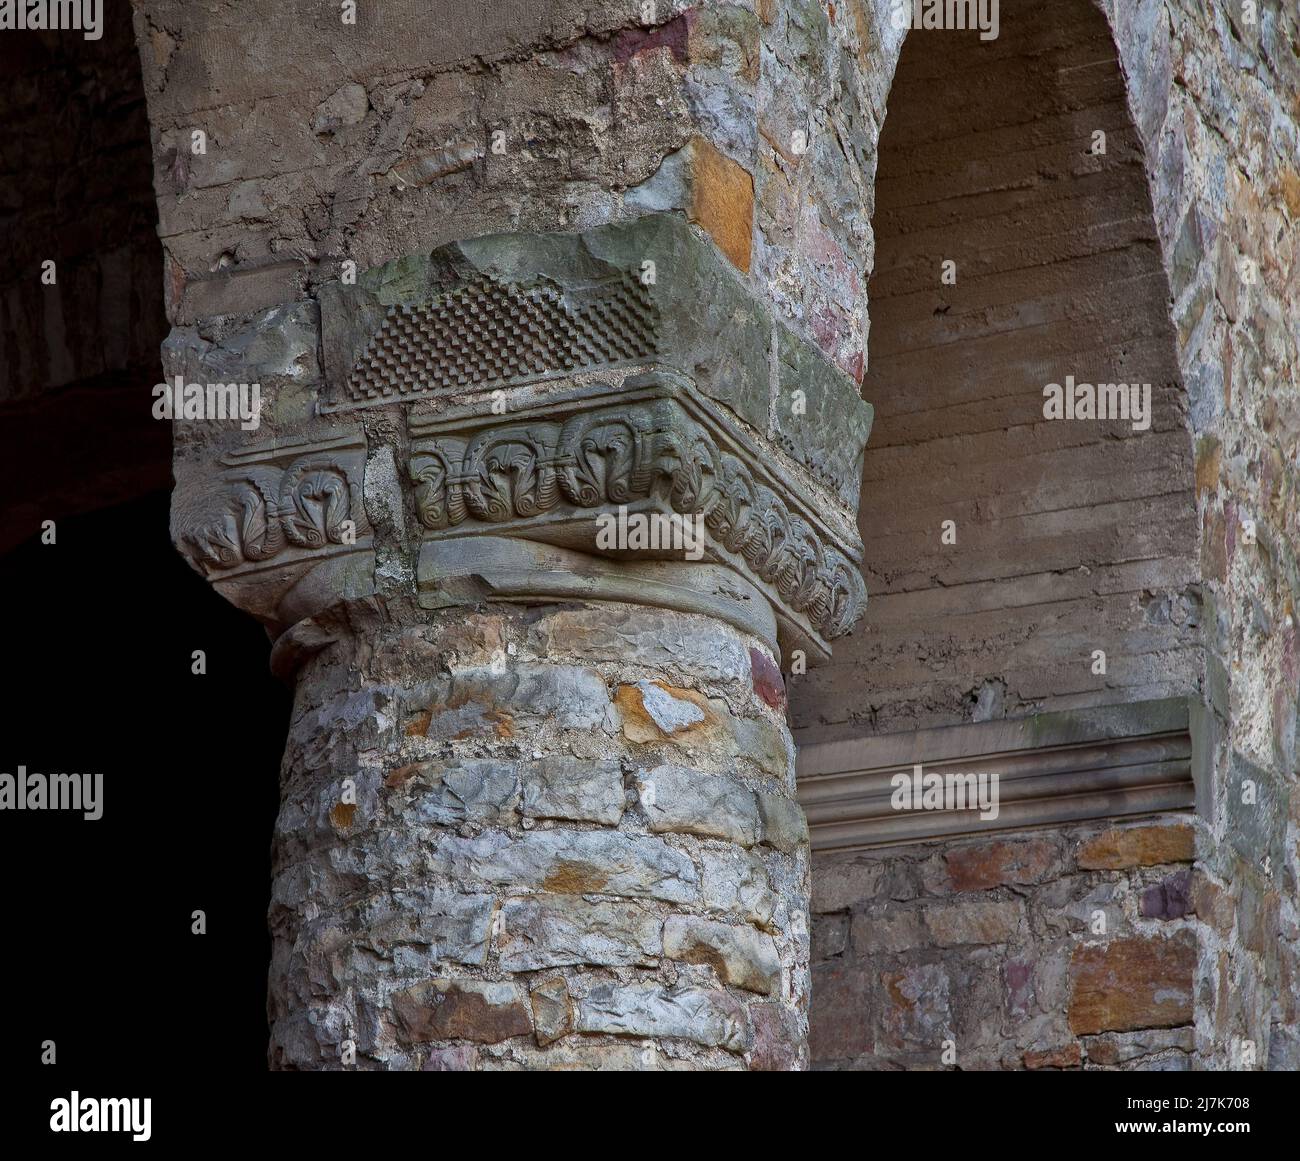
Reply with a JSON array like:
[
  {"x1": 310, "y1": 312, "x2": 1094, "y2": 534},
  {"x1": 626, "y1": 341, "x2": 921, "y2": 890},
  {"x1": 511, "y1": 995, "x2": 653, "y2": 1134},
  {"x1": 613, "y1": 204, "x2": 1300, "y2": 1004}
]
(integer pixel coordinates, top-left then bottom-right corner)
[
  {"x1": 172, "y1": 426, "x2": 370, "y2": 591},
  {"x1": 180, "y1": 457, "x2": 355, "y2": 572},
  {"x1": 408, "y1": 396, "x2": 866, "y2": 642}
]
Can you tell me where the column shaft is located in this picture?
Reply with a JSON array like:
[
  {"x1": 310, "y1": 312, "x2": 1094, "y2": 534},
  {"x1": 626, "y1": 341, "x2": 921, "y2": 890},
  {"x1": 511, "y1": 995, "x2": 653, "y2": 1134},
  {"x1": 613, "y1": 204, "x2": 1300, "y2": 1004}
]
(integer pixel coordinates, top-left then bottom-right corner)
[{"x1": 268, "y1": 601, "x2": 810, "y2": 1070}]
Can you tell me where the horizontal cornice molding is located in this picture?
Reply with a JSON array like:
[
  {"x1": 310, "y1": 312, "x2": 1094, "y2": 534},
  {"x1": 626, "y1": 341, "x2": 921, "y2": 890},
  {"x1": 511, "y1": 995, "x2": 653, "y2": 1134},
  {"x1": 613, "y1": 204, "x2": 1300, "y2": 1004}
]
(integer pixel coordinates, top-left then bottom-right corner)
[{"x1": 796, "y1": 698, "x2": 1195, "y2": 852}]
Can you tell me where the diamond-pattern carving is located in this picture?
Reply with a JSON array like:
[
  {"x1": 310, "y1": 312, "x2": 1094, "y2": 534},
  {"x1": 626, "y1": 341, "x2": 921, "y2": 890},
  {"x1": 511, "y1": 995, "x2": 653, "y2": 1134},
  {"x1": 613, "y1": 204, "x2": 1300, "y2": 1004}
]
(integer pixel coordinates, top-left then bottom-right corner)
[{"x1": 346, "y1": 275, "x2": 659, "y2": 402}]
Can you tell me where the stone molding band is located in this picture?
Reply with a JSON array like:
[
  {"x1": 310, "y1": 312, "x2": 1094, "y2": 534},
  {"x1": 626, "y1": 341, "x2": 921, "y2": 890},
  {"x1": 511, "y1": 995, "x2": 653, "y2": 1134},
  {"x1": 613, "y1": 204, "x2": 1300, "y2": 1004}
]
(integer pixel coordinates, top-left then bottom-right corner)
[
  {"x1": 409, "y1": 375, "x2": 867, "y2": 655},
  {"x1": 416, "y1": 536, "x2": 782, "y2": 654},
  {"x1": 796, "y1": 699, "x2": 1196, "y2": 851}
]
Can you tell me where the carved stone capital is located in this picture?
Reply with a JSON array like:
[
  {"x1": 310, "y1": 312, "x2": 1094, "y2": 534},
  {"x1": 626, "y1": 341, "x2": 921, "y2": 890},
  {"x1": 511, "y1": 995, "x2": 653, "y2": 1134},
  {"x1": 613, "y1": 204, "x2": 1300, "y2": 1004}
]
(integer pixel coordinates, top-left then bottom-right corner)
[
  {"x1": 171, "y1": 427, "x2": 375, "y2": 628},
  {"x1": 406, "y1": 372, "x2": 865, "y2": 659},
  {"x1": 168, "y1": 213, "x2": 874, "y2": 661}
]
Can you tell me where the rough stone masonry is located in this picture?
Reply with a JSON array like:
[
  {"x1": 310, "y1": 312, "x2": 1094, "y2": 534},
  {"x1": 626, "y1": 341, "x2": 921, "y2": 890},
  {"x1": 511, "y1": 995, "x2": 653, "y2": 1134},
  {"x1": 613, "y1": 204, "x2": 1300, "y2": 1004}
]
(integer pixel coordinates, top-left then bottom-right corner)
[
  {"x1": 799, "y1": 0, "x2": 1299, "y2": 1072},
  {"x1": 132, "y1": 0, "x2": 876, "y2": 1069},
  {"x1": 128, "y1": 0, "x2": 1298, "y2": 1069},
  {"x1": 270, "y1": 602, "x2": 811, "y2": 1068}
]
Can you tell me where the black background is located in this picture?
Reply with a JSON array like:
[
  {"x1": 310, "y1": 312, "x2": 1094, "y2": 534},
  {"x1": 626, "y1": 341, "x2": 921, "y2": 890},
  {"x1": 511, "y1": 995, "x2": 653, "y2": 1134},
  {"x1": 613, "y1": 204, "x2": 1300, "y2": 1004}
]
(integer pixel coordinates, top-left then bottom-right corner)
[{"x1": 1, "y1": 493, "x2": 289, "y2": 1098}]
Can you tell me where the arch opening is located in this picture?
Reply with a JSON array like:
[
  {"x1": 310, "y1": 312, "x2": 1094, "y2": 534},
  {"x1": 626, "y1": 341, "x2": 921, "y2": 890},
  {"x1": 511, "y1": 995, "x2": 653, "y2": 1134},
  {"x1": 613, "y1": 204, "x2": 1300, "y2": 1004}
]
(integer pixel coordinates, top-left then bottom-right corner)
[
  {"x1": 799, "y1": 0, "x2": 1205, "y2": 1070},
  {"x1": 798, "y1": 0, "x2": 1200, "y2": 746}
]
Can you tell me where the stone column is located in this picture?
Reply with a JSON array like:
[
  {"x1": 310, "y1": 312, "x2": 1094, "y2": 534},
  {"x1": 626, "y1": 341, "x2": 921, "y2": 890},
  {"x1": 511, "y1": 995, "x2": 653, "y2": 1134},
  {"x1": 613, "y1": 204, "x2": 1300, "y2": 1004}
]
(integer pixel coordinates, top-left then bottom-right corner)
[{"x1": 168, "y1": 214, "x2": 872, "y2": 1069}]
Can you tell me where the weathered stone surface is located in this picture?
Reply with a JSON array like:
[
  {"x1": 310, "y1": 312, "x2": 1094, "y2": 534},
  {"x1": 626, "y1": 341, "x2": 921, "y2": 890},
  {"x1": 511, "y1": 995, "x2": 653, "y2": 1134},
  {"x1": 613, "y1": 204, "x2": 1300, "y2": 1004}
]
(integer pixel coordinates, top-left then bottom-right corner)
[
  {"x1": 755, "y1": 790, "x2": 808, "y2": 853},
  {"x1": 1076, "y1": 824, "x2": 1196, "y2": 870},
  {"x1": 638, "y1": 764, "x2": 760, "y2": 846},
  {"x1": 575, "y1": 983, "x2": 752, "y2": 1052},
  {"x1": 419, "y1": 666, "x2": 611, "y2": 739},
  {"x1": 944, "y1": 838, "x2": 1062, "y2": 892},
  {"x1": 1083, "y1": 1026, "x2": 1194, "y2": 1066},
  {"x1": 393, "y1": 979, "x2": 532, "y2": 1045},
  {"x1": 811, "y1": 801, "x2": 1211, "y2": 1069},
  {"x1": 923, "y1": 900, "x2": 1025, "y2": 947},
  {"x1": 499, "y1": 897, "x2": 663, "y2": 971},
  {"x1": 814, "y1": 912, "x2": 850, "y2": 958},
  {"x1": 529, "y1": 978, "x2": 573, "y2": 1047},
  {"x1": 1267, "y1": 1026, "x2": 1300, "y2": 1071},
  {"x1": 687, "y1": 136, "x2": 754, "y2": 272},
  {"x1": 811, "y1": 858, "x2": 882, "y2": 913},
  {"x1": 422, "y1": 1045, "x2": 480, "y2": 1071},
  {"x1": 356, "y1": 889, "x2": 495, "y2": 967},
  {"x1": 634, "y1": 681, "x2": 707, "y2": 733},
  {"x1": 162, "y1": 299, "x2": 321, "y2": 399},
  {"x1": 748, "y1": 1003, "x2": 804, "y2": 1070},
  {"x1": 411, "y1": 759, "x2": 519, "y2": 825},
  {"x1": 733, "y1": 715, "x2": 794, "y2": 781},
  {"x1": 313, "y1": 82, "x2": 368, "y2": 135},
  {"x1": 881, "y1": 963, "x2": 952, "y2": 1050},
  {"x1": 1190, "y1": 872, "x2": 1235, "y2": 935},
  {"x1": 809, "y1": 962, "x2": 871, "y2": 1061},
  {"x1": 481, "y1": 1040, "x2": 711, "y2": 1071},
  {"x1": 1068, "y1": 934, "x2": 1197, "y2": 1035},
  {"x1": 617, "y1": 681, "x2": 712, "y2": 743},
  {"x1": 749, "y1": 647, "x2": 786, "y2": 709},
  {"x1": 580, "y1": 212, "x2": 774, "y2": 433},
  {"x1": 786, "y1": 0, "x2": 1299, "y2": 1070},
  {"x1": 431, "y1": 830, "x2": 699, "y2": 904},
  {"x1": 1003, "y1": 958, "x2": 1037, "y2": 1019},
  {"x1": 773, "y1": 322, "x2": 874, "y2": 503},
  {"x1": 702, "y1": 848, "x2": 778, "y2": 925},
  {"x1": 262, "y1": 606, "x2": 809, "y2": 1070},
  {"x1": 1140, "y1": 870, "x2": 1193, "y2": 920},
  {"x1": 850, "y1": 909, "x2": 923, "y2": 956},
  {"x1": 535, "y1": 607, "x2": 753, "y2": 684},
  {"x1": 1237, "y1": 879, "x2": 1281, "y2": 958},
  {"x1": 1024, "y1": 1044, "x2": 1081, "y2": 1070},
  {"x1": 1223, "y1": 751, "x2": 1289, "y2": 875},
  {"x1": 522, "y1": 757, "x2": 625, "y2": 825},
  {"x1": 317, "y1": 211, "x2": 872, "y2": 479},
  {"x1": 663, "y1": 915, "x2": 782, "y2": 994}
]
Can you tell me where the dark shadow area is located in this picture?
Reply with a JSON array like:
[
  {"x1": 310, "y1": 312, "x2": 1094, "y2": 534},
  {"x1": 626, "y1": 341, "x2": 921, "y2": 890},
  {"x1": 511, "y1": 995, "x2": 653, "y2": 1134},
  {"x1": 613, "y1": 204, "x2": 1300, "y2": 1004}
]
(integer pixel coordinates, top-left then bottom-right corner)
[
  {"x1": 0, "y1": 5, "x2": 170, "y2": 551},
  {"x1": 0, "y1": 5, "x2": 288, "y2": 1084},
  {"x1": 1, "y1": 492, "x2": 289, "y2": 1081}
]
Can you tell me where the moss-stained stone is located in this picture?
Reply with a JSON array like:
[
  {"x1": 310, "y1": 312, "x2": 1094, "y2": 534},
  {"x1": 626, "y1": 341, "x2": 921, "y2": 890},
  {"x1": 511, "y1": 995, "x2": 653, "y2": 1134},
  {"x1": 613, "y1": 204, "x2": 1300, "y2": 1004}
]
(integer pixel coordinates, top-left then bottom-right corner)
[{"x1": 774, "y1": 323, "x2": 874, "y2": 505}]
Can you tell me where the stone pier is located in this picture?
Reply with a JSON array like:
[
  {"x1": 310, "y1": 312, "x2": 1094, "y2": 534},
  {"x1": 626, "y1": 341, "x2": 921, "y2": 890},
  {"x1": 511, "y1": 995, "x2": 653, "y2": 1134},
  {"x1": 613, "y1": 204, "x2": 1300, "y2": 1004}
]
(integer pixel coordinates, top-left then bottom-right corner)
[{"x1": 164, "y1": 213, "x2": 871, "y2": 1068}]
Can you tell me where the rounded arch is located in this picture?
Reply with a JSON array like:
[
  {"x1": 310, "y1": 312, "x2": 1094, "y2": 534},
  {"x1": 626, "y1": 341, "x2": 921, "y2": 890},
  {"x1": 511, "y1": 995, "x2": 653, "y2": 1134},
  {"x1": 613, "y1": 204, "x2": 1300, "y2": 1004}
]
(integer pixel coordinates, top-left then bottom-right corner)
[{"x1": 794, "y1": 0, "x2": 1202, "y2": 744}]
